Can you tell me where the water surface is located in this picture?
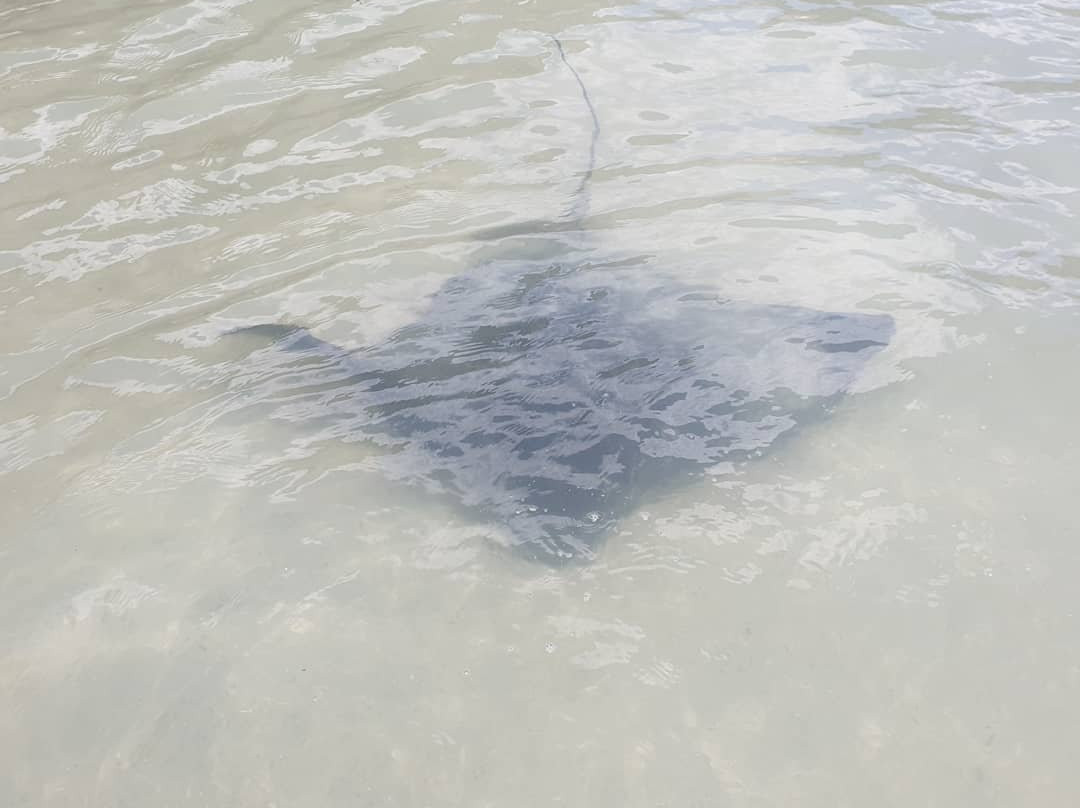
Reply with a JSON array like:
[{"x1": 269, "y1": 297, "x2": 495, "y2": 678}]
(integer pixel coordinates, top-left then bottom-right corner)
[{"x1": 2, "y1": 0, "x2": 1079, "y2": 804}]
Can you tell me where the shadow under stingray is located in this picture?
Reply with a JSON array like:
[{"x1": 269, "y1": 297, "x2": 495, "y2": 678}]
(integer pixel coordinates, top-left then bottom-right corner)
[
  {"x1": 226, "y1": 259, "x2": 893, "y2": 565},
  {"x1": 221, "y1": 36, "x2": 893, "y2": 564}
]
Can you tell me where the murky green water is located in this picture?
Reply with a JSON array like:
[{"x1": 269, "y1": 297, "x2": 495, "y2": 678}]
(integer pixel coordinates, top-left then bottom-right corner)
[{"x1": 2, "y1": 0, "x2": 1079, "y2": 804}]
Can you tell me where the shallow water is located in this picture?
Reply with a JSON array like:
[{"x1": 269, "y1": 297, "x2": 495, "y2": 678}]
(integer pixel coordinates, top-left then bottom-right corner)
[{"x1": 2, "y1": 0, "x2": 1080, "y2": 804}]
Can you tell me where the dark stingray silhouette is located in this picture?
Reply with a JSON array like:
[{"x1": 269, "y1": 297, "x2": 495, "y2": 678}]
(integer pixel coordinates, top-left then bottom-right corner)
[
  {"x1": 227, "y1": 263, "x2": 892, "y2": 563},
  {"x1": 222, "y1": 37, "x2": 893, "y2": 564}
]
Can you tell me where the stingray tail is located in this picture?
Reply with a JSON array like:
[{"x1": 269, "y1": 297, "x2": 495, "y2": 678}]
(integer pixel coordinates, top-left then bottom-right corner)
[{"x1": 551, "y1": 35, "x2": 599, "y2": 227}]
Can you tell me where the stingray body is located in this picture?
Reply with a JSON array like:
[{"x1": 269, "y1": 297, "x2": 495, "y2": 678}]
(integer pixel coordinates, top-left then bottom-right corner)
[
  {"x1": 230, "y1": 264, "x2": 892, "y2": 563},
  {"x1": 223, "y1": 38, "x2": 893, "y2": 563}
]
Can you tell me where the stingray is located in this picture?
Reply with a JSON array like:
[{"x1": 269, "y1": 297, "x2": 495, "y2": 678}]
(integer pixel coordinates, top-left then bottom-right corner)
[{"x1": 223, "y1": 38, "x2": 893, "y2": 564}]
